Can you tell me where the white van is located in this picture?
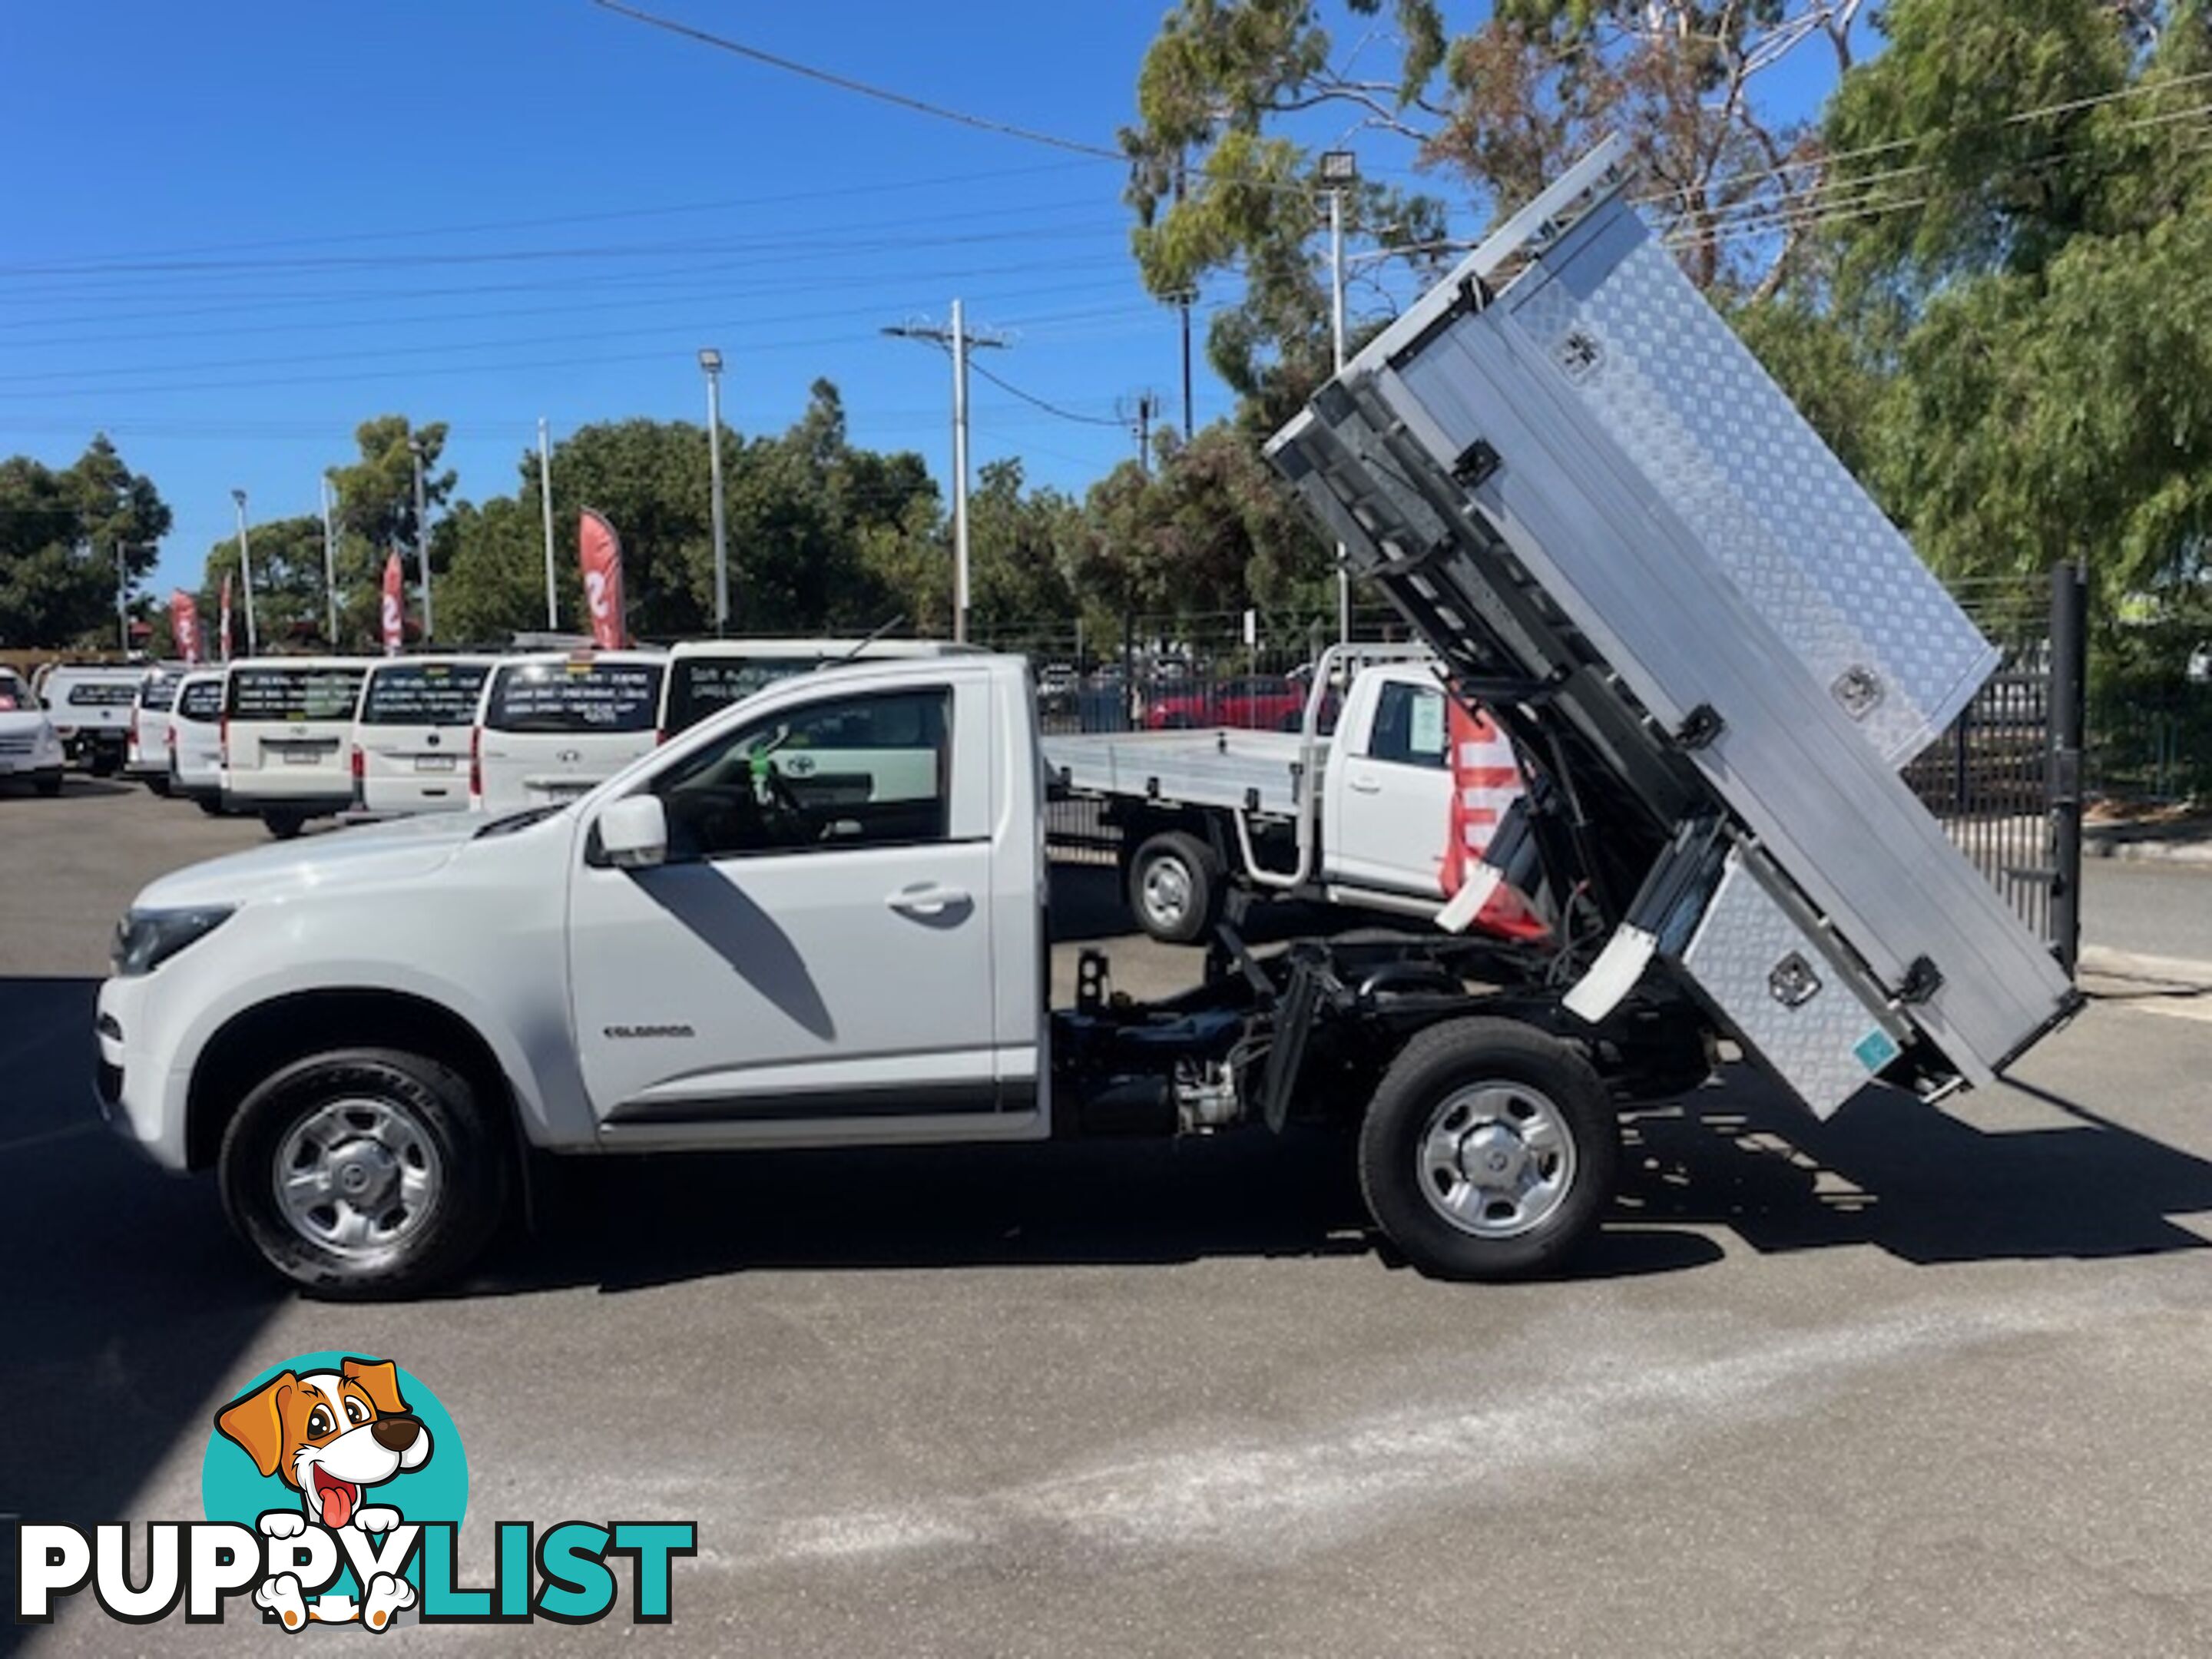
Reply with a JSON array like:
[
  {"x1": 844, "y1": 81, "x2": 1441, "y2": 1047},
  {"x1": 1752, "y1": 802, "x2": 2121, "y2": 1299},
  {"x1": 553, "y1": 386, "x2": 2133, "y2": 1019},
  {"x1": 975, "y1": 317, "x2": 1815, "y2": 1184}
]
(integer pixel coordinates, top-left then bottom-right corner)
[
  {"x1": 220, "y1": 657, "x2": 371, "y2": 837},
  {"x1": 126, "y1": 664, "x2": 190, "y2": 793},
  {"x1": 165, "y1": 671, "x2": 227, "y2": 811},
  {"x1": 472, "y1": 651, "x2": 666, "y2": 815},
  {"x1": 0, "y1": 667, "x2": 65, "y2": 796},
  {"x1": 657, "y1": 637, "x2": 972, "y2": 740},
  {"x1": 353, "y1": 656, "x2": 494, "y2": 816},
  {"x1": 40, "y1": 665, "x2": 144, "y2": 775}
]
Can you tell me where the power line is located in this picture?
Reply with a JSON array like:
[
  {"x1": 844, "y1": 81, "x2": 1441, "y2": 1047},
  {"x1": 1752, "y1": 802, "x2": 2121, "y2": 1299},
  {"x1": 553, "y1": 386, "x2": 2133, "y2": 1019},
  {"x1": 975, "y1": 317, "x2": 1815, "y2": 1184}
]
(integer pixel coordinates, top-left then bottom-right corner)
[
  {"x1": 969, "y1": 360, "x2": 1128, "y2": 428},
  {"x1": 591, "y1": 0, "x2": 1126, "y2": 161}
]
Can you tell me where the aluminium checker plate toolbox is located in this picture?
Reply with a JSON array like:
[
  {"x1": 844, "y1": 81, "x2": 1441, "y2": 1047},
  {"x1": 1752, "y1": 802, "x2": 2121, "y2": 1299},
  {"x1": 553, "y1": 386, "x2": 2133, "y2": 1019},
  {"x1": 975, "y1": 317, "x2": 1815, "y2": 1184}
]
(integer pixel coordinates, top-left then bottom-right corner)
[{"x1": 1267, "y1": 137, "x2": 2076, "y2": 1116}]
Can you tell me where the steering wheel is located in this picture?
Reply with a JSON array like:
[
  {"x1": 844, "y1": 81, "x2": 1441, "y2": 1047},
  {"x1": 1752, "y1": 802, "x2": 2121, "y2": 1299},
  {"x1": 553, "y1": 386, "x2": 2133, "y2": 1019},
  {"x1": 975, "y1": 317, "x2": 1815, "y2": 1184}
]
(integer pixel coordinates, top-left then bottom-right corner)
[{"x1": 756, "y1": 758, "x2": 820, "y2": 836}]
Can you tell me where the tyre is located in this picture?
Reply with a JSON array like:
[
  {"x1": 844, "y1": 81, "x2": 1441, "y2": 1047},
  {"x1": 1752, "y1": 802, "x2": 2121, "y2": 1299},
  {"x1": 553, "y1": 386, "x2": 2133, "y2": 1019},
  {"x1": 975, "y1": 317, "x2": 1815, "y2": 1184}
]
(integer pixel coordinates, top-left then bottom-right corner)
[
  {"x1": 88, "y1": 750, "x2": 119, "y2": 778},
  {"x1": 197, "y1": 795, "x2": 224, "y2": 816},
  {"x1": 217, "y1": 1047, "x2": 510, "y2": 1298},
  {"x1": 145, "y1": 773, "x2": 172, "y2": 797},
  {"x1": 1127, "y1": 829, "x2": 1220, "y2": 945},
  {"x1": 1357, "y1": 1018, "x2": 1618, "y2": 1282},
  {"x1": 263, "y1": 809, "x2": 306, "y2": 839},
  {"x1": 35, "y1": 770, "x2": 62, "y2": 798}
]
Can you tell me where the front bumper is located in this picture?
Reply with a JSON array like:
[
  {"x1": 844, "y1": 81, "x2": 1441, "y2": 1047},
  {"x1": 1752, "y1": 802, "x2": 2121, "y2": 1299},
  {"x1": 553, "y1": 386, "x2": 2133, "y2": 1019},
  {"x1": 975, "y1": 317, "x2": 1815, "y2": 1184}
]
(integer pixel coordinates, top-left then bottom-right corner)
[{"x1": 94, "y1": 975, "x2": 190, "y2": 1171}]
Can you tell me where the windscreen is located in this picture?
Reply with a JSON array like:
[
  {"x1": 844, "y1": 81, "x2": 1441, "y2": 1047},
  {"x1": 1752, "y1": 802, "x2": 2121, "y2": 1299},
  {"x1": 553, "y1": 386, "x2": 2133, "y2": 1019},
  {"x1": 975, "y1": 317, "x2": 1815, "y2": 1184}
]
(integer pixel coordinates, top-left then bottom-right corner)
[
  {"x1": 176, "y1": 679, "x2": 223, "y2": 720},
  {"x1": 361, "y1": 661, "x2": 490, "y2": 727},
  {"x1": 66, "y1": 680, "x2": 138, "y2": 707},
  {"x1": 224, "y1": 666, "x2": 368, "y2": 724},
  {"x1": 485, "y1": 660, "x2": 664, "y2": 733},
  {"x1": 663, "y1": 656, "x2": 821, "y2": 735}
]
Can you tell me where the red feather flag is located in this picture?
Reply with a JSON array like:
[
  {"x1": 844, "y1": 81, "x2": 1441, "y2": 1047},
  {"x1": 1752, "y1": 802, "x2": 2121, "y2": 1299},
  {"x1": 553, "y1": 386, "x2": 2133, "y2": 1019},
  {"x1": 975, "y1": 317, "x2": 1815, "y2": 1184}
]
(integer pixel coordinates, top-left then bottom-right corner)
[{"x1": 578, "y1": 509, "x2": 627, "y2": 650}]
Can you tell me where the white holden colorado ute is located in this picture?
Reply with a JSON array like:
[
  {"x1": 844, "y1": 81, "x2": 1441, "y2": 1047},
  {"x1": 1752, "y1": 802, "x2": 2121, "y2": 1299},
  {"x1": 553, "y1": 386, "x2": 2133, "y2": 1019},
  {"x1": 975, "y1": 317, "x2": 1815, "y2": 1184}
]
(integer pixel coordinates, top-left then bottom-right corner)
[
  {"x1": 98, "y1": 652, "x2": 1698, "y2": 1295},
  {"x1": 94, "y1": 140, "x2": 2077, "y2": 1299}
]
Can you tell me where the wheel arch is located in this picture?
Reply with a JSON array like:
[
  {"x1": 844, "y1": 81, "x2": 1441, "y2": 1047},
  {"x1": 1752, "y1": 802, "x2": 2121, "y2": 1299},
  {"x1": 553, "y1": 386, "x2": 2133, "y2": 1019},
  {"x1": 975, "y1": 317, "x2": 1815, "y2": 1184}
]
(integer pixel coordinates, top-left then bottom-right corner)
[{"x1": 186, "y1": 988, "x2": 518, "y2": 1172}]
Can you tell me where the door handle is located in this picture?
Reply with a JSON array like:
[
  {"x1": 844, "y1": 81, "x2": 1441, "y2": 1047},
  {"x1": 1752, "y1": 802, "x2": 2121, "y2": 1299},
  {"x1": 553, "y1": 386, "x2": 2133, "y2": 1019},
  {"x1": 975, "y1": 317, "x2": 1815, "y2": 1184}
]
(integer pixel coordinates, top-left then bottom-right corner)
[
  {"x1": 887, "y1": 884, "x2": 971, "y2": 918},
  {"x1": 1347, "y1": 775, "x2": 1383, "y2": 794}
]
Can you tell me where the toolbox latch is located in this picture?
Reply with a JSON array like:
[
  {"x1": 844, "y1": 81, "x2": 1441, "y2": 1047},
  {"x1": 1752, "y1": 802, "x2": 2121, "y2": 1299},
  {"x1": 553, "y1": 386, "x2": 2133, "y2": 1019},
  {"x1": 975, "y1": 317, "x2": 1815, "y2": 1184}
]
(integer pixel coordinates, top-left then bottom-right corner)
[
  {"x1": 1673, "y1": 704, "x2": 1726, "y2": 750},
  {"x1": 1451, "y1": 439, "x2": 1502, "y2": 489}
]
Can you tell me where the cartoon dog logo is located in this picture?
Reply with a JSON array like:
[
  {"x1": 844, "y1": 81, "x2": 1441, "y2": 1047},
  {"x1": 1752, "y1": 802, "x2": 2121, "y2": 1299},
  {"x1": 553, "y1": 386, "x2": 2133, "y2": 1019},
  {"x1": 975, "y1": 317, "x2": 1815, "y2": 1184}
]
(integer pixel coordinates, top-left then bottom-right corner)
[{"x1": 214, "y1": 1356, "x2": 432, "y2": 1631}]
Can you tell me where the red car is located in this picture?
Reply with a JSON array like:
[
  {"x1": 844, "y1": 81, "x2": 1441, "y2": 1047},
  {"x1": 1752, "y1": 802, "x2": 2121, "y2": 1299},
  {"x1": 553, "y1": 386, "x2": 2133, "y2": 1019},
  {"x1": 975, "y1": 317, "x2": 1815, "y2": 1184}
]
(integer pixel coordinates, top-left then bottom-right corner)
[{"x1": 1143, "y1": 675, "x2": 1310, "y2": 731}]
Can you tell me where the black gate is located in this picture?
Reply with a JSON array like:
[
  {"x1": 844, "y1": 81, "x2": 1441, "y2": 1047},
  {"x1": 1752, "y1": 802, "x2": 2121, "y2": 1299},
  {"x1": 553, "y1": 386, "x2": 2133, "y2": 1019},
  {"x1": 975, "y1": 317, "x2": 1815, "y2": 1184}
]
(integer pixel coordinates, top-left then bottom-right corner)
[{"x1": 1900, "y1": 563, "x2": 2087, "y2": 974}]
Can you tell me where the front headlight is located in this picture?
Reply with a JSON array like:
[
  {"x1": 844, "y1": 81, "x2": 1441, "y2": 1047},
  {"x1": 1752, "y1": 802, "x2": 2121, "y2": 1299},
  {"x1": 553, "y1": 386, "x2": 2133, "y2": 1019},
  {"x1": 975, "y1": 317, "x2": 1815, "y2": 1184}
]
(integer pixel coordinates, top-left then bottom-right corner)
[{"x1": 111, "y1": 906, "x2": 234, "y2": 977}]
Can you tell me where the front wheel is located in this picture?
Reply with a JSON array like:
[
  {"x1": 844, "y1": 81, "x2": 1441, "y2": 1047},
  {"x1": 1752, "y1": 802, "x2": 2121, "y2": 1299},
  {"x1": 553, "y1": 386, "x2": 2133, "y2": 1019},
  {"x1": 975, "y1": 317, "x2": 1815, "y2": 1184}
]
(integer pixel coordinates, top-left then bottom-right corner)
[
  {"x1": 34, "y1": 770, "x2": 62, "y2": 798},
  {"x1": 217, "y1": 1047, "x2": 510, "y2": 1298},
  {"x1": 1358, "y1": 1018, "x2": 1618, "y2": 1281}
]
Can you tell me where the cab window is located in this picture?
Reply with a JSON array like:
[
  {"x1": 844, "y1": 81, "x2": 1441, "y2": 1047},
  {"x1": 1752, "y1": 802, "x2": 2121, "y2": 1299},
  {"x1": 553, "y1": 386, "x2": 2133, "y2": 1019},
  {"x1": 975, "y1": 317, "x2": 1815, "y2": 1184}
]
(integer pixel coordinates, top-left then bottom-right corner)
[
  {"x1": 651, "y1": 687, "x2": 952, "y2": 859},
  {"x1": 1367, "y1": 681, "x2": 1449, "y2": 770}
]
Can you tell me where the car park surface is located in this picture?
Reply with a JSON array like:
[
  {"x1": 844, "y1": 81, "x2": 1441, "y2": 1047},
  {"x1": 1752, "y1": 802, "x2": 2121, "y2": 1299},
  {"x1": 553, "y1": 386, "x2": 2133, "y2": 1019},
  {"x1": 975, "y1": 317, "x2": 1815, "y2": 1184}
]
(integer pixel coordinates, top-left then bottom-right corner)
[{"x1": 6, "y1": 787, "x2": 2212, "y2": 1654}]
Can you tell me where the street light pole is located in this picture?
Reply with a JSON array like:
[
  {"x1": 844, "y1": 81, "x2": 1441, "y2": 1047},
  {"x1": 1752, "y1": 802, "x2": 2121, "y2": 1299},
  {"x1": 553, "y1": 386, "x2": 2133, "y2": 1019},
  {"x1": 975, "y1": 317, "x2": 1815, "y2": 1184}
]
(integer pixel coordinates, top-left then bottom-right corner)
[
  {"x1": 408, "y1": 435, "x2": 434, "y2": 644},
  {"x1": 230, "y1": 489, "x2": 259, "y2": 656},
  {"x1": 700, "y1": 349, "x2": 729, "y2": 636},
  {"x1": 1321, "y1": 151, "x2": 1357, "y2": 647}
]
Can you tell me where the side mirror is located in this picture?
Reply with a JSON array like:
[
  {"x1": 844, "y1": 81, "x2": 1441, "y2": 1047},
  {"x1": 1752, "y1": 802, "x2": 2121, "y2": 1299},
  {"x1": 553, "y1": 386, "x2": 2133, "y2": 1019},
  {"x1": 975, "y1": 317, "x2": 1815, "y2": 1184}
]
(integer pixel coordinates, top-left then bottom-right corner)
[{"x1": 598, "y1": 794, "x2": 669, "y2": 870}]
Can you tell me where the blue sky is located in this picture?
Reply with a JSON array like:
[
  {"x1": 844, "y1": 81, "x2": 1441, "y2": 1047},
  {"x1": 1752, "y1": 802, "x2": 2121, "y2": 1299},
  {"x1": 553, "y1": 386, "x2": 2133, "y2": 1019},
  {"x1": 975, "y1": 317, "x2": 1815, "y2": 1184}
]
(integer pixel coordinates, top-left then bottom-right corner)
[{"x1": 0, "y1": 2, "x2": 1856, "y2": 602}]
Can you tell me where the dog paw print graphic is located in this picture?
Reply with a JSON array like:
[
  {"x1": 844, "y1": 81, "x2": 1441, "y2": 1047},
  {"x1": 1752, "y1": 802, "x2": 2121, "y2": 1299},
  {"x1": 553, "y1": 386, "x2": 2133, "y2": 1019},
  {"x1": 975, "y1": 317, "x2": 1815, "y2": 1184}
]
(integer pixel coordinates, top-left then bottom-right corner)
[{"x1": 204, "y1": 1353, "x2": 469, "y2": 1633}]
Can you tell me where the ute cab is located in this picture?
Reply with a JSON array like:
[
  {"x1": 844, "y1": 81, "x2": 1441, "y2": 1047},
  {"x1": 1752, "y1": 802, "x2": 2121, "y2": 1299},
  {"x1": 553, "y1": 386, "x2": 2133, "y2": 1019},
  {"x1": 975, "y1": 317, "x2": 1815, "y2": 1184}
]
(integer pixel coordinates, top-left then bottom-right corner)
[
  {"x1": 220, "y1": 657, "x2": 370, "y2": 837},
  {"x1": 471, "y1": 650, "x2": 667, "y2": 816},
  {"x1": 353, "y1": 655, "x2": 494, "y2": 816}
]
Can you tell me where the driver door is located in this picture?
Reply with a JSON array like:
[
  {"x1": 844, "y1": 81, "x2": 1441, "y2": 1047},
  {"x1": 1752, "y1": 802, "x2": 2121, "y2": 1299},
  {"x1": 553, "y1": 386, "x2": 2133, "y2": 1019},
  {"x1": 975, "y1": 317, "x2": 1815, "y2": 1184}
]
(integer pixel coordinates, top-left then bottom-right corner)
[{"x1": 568, "y1": 671, "x2": 1004, "y2": 1130}]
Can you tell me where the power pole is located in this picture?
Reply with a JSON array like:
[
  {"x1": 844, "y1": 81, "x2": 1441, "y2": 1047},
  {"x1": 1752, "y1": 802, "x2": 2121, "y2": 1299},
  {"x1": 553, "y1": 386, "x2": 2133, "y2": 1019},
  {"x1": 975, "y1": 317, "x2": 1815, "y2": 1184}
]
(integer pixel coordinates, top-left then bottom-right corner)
[
  {"x1": 1121, "y1": 392, "x2": 1157, "y2": 478},
  {"x1": 408, "y1": 435, "x2": 434, "y2": 644},
  {"x1": 538, "y1": 418, "x2": 558, "y2": 631},
  {"x1": 319, "y1": 474, "x2": 339, "y2": 644},
  {"x1": 882, "y1": 302, "x2": 1007, "y2": 644}
]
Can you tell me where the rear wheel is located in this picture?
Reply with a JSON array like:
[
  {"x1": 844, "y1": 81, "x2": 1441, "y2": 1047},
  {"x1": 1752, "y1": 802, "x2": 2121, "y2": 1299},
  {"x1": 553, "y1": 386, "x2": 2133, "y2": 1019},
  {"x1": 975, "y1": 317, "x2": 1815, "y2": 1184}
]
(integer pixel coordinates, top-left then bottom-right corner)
[
  {"x1": 1127, "y1": 830, "x2": 1220, "y2": 945},
  {"x1": 145, "y1": 773, "x2": 171, "y2": 797},
  {"x1": 217, "y1": 1047, "x2": 509, "y2": 1298},
  {"x1": 197, "y1": 795, "x2": 224, "y2": 816},
  {"x1": 88, "y1": 749, "x2": 119, "y2": 778},
  {"x1": 34, "y1": 770, "x2": 62, "y2": 798},
  {"x1": 1358, "y1": 1018, "x2": 1617, "y2": 1281},
  {"x1": 263, "y1": 809, "x2": 306, "y2": 839}
]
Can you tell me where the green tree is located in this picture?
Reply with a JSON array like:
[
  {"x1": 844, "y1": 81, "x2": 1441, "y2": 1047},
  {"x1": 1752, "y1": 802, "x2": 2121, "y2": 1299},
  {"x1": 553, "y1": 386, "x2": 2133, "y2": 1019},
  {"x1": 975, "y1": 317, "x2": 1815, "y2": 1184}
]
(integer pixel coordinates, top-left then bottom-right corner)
[
  {"x1": 0, "y1": 436, "x2": 172, "y2": 648},
  {"x1": 1122, "y1": 2, "x2": 1861, "y2": 427},
  {"x1": 327, "y1": 416, "x2": 452, "y2": 641},
  {"x1": 1780, "y1": 0, "x2": 2212, "y2": 664},
  {"x1": 200, "y1": 516, "x2": 336, "y2": 651}
]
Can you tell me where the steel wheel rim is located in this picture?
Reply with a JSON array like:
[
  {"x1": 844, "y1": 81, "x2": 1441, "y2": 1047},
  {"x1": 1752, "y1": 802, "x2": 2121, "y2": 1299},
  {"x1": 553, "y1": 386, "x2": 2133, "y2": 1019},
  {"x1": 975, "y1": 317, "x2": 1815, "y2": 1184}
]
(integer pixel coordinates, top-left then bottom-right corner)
[
  {"x1": 273, "y1": 1095, "x2": 443, "y2": 1261},
  {"x1": 1141, "y1": 855, "x2": 1194, "y2": 929},
  {"x1": 1416, "y1": 1081, "x2": 1576, "y2": 1239}
]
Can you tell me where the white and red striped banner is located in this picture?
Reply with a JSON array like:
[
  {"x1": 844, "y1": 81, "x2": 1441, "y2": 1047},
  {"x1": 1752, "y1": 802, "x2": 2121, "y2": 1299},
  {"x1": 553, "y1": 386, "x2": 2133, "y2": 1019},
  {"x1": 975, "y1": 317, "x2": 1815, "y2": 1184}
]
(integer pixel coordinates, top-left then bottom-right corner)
[{"x1": 218, "y1": 573, "x2": 233, "y2": 662}]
